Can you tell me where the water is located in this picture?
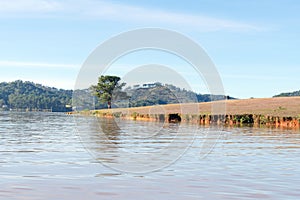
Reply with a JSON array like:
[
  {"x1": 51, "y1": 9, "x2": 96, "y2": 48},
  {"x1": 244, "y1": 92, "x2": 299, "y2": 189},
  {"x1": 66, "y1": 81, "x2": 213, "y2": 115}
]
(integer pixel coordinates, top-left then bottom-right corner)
[{"x1": 1, "y1": 112, "x2": 300, "y2": 199}]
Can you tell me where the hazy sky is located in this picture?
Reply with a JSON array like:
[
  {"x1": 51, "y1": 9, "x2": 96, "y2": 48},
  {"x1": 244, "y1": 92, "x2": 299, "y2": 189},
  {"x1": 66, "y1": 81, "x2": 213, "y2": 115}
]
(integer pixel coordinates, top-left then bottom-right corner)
[{"x1": 0, "y1": 0, "x2": 299, "y2": 98}]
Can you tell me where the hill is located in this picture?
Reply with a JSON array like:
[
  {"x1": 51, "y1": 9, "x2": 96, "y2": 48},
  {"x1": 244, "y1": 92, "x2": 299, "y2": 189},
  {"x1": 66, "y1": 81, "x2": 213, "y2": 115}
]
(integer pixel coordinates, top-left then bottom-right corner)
[
  {"x1": 274, "y1": 89, "x2": 300, "y2": 97},
  {"x1": 120, "y1": 83, "x2": 235, "y2": 108},
  {"x1": 75, "y1": 82, "x2": 236, "y2": 110},
  {"x1": 0, "y1": 80, "x2": 72, "y2": 112},
  {"x1": 0, "y1": 80, "x2": 236, "y2": 111}
]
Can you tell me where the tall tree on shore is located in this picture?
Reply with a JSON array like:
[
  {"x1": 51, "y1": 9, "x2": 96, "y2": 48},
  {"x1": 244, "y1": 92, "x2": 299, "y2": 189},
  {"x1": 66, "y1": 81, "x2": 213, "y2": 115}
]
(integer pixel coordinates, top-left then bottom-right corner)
[{"x1": 91, "y1": 75, "x2": 126, "y2": 109}]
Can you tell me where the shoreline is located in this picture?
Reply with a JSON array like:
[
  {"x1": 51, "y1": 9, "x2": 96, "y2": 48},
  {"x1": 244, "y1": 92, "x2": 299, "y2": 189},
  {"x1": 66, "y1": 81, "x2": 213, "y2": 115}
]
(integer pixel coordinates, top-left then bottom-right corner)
[{"x1": 71, "y1": 97, "x2": 300, "y2": 129}]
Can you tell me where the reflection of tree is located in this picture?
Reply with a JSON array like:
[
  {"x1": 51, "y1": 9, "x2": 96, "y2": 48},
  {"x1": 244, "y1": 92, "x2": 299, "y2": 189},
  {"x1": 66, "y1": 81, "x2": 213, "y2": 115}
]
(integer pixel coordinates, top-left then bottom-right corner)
[
  {"x1": 77, "y1": 116, "x2": 122, "y2": 163},
  {"x1": 98, "y1": 118, "x2": 121, "y2": 142}
]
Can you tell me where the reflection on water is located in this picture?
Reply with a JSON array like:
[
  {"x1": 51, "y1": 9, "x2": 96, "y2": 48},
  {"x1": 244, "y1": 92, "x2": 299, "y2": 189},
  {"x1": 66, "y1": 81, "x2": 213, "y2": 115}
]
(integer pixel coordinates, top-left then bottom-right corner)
[
  {"x1": 75, "y1": 116, "x2": 198, "y2": 173},
  {"x1": 0, "y1": 112, "x2": 300, "y2": 199}
]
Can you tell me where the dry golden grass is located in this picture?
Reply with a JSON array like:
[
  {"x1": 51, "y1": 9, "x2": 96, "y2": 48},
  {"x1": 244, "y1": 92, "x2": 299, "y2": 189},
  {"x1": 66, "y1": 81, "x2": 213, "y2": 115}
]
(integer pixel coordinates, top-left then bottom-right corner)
[
  {"x1": 95, "y1": 97, "x2": 300, "y2": 117},
  {"x1": 223, "y1": 97, "x2": 300, "y2": 117}
]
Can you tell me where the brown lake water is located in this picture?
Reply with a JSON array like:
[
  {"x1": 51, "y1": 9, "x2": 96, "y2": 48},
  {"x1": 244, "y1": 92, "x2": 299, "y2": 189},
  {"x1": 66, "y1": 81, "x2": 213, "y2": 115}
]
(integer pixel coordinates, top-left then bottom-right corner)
[{"x1": 0, "y1": 112, "x2": 300, "y2": 200}]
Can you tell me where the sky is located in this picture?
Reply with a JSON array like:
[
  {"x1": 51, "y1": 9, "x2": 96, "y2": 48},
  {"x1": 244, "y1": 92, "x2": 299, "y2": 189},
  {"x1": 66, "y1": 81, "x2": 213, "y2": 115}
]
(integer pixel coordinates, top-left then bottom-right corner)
[{"x1": 0, "y1": 0, "x2": 299, "y2": 99}]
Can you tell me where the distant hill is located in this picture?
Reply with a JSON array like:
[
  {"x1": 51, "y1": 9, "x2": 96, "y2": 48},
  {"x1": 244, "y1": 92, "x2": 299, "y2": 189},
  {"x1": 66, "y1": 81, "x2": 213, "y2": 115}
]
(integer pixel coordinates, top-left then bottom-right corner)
[
  {"x1": 0, "y1": 80, "x2": 236, "y2": 111},
  {"x1": 273, "y1": 90, "x2": 300, "y2": 97},
  {"x1": 116, "y1": 83, "x2": 235, "y2": 108},
  {"x1": 0, "y1": 80, "x2": 72, "y2": 112},
  {"x1": 74, "y1": 82, "x2": 236, "y2": 110}
]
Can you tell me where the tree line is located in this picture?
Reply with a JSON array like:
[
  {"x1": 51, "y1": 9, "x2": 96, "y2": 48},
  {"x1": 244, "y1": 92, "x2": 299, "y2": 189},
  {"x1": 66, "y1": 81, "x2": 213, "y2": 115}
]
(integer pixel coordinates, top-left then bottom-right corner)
[{"x1": 273, "y1": 90, "x2": 300, "y2": 97}]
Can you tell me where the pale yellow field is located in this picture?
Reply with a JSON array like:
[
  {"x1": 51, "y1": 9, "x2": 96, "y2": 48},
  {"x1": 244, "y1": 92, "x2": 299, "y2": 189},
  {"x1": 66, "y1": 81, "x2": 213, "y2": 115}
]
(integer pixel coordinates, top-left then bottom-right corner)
[{"x1": 94, "y1": 97, "x2": 300, "y2": 118}]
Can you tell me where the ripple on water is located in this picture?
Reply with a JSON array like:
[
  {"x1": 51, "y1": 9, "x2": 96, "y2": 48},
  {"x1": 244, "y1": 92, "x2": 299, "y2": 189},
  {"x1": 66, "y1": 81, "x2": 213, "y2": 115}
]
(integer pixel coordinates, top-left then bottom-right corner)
[{"x1": 0, "y1": 112, "x2": 300, "y2": 199}]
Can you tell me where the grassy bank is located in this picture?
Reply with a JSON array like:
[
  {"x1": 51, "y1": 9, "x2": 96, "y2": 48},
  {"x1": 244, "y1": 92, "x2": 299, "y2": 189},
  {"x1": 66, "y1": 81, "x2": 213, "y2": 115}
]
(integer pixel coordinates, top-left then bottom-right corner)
[{"x1": 76, "y1": 97, "x2": 300, "y2": 129}]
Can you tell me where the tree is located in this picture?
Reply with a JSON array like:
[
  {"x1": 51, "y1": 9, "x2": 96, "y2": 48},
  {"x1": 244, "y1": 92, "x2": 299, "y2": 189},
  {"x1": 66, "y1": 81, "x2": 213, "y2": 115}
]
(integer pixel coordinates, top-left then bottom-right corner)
[{"x1": 91, "y1": 75, "x2": 126, "y2": 109}]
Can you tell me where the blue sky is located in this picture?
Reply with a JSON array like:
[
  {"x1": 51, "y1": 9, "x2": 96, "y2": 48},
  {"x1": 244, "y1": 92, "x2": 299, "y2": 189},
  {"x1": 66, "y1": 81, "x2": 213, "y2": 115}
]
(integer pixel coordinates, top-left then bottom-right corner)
[{"x1": 0, "y1": 0, "x2": 299, "y2": 98}]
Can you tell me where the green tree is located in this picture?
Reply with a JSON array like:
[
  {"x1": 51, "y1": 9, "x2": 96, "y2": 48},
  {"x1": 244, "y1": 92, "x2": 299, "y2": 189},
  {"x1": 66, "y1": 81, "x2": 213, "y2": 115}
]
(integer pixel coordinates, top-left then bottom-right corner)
[{"x1": 91, "y1": 75, "x2": 126, "y2": 109}]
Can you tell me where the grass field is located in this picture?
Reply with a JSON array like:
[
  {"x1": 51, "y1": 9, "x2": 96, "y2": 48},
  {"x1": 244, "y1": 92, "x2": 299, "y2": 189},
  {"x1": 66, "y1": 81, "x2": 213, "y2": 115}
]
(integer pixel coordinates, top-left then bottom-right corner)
[{"x1": 94, "y1": 97, "x2": 300, "y2": 118}]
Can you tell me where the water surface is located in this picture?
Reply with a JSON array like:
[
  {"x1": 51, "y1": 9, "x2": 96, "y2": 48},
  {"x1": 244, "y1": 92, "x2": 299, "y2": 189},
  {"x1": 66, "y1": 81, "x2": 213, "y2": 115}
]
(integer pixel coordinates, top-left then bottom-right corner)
[{"x1": 1, "y1": 112, "x2": 300, "y2": 199}]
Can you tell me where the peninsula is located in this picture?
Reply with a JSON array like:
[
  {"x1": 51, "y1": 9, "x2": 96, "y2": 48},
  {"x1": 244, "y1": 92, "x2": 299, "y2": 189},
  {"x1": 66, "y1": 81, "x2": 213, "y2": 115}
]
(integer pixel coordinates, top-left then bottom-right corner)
[{"x1": 85, "y1": 97, "x2": 300, "y2": 129}]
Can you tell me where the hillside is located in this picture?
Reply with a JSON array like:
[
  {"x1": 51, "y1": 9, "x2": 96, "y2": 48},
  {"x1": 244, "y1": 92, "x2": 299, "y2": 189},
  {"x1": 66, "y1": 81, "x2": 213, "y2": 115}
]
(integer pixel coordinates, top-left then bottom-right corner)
[
  {"x1": 74, "y1": 82, "x2": 236, "y2": 110},
  {"x1": 0, "y1": 80, "x2": 235, "y2": 112},
  {"x1": 274, "y1": 89, "x2": 300, "y2": 97},
  {"x1": 0, "y1": 80, "x2": 72, "y2": 112},
  {"x1": 121, "y1": 83, "x2": 235, "y2": 108}
]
